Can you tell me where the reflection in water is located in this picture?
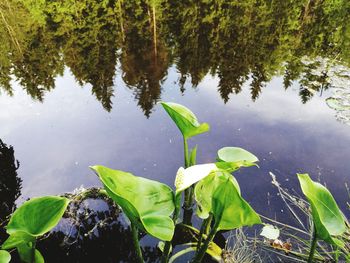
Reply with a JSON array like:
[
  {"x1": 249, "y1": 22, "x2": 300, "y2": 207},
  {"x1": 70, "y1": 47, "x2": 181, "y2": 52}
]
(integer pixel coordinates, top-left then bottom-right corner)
[
  {"x1": 36, "y1": 189, "x2": 219, "y2": 262},
  {"x1": 1, "y1": 0, "x2": 349, "y2": 116},
  {"x1": 0, "y1": 139, "x2": 22, "y2": 242},
  {"x1": 36, "y1": 190, "x2": 160, "y2": 263}
]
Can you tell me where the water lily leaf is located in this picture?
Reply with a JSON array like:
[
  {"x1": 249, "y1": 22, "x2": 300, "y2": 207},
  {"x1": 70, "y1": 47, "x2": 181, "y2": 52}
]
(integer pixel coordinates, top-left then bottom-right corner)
[
  {"x1": 2, "y1": 231, "x2": 35, "y2": 250},
  {"x1": 91, "y1": 165, "x2": 175, "y2": 241},
  {"x1": 175, "y1": 163, "x2": 218, "y2": 193},
  {"x1": 212, "y1": 178, "x2": 261, "y2": 231},
  {"x1": 326, "y1": 97, "x2": 350, "y2": 111},
  {"x1": 217, "y1": 147, "x2": 258, "y2": 164},
  {"x1": 6, "y1": 196, "x2": 70, "y2": 236},
  {"x1": 0, "y1": 250, "x2": 11, "y2": 263},
  {"x1": 161, "y1": 102, "x2": 209, "y2": 139},
  {"x1": 297, "y1": 174, "x2": 346, "y2": 246},
  {"x1": 260, "y1": 225, "x2": 280, "y2": 240},
  {"x1": 195, "y1": 171, "x2": 240, "y2": 219}
]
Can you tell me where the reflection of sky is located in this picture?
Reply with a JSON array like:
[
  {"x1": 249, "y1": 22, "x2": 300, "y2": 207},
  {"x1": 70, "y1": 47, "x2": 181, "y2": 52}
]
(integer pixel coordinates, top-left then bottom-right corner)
[{"x1": 0, "y1": 66, "x2": 349, "y2": 223}]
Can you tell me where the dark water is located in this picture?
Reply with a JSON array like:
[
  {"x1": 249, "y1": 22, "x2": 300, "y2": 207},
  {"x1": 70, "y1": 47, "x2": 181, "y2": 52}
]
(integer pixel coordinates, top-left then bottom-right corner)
[{"x1": 1, "y1": 0, "x2": 350, "y2": 261}]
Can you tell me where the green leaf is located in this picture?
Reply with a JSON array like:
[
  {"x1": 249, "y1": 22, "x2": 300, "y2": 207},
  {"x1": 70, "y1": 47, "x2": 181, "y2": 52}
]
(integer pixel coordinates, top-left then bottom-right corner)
[
  {"x1": 34, "y1": 249, "x2": 44, "y2": 263},
  {"x1": 297, "y1": 174, "x2": 346, "y2": 246},
  {"x1": 189, "y1": 145, "x2": 198, "y2": 166},
  {"x1": 160, "y1": 102, "x2": 210, "y2": 139},
  {"x1": 260, "y1": 225, "x2": 280, "y2": 240},
  {"x1": 217, "y1": 147, "x2": 258, "y2": 164},
  {"x1": 6, "y1": 196, "x2": 70, "y2": 236},
  {"x1": 0, "y1": 250, "x2": 11, "y2": 263},
  {"x1": 195, "y1": 171, "x2": 240, "y2": 219},
  {"x1": 17, "y1": 243, "x2": 44, "y2": 263},
  {"x1": 212, "y1": 178, "x2": 261, "y2": 231},
  {"x1": 2, "y1": 231, "x2": 35, "y2": 249},
  {"x1": 91, "y1": 165, "x2": 175, "y2": 241}
]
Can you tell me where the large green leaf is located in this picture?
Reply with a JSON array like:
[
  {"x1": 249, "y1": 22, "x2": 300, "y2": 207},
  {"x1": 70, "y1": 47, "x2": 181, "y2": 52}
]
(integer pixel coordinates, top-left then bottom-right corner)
[
  {"x1": 212, "y1": 178, "x2": 261, "y2": 231},
  {"x1": 217, "y1": 147, "x2": 258, "y2": 168},
  {"x1": 0, "y1": 250, "x2": 11, "y2": 263},
  {"x1": 160, "y1": 102, "x2": 209, "y2": 139},
  {"x1": 91, "y1": 165, "x2": 175, "y2": 241},
  {"x1": 297, "y1": 174, "x2": 346, "y2": 246},
  {"x1": 195, "y1": 170, "x2": 240, "y2": 219},
  {"x1": 6, "y1": 196, "x2": 70, "y2": 236}
]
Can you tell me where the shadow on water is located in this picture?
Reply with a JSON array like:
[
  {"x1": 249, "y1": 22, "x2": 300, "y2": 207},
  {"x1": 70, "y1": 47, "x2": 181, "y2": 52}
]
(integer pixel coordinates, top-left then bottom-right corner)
[
  {"x1": 0, "y1": 0, "x2": 349, "y2": 116},
  {"x1": 0, "y1": 139, "x2": 22, "y2": 243}
]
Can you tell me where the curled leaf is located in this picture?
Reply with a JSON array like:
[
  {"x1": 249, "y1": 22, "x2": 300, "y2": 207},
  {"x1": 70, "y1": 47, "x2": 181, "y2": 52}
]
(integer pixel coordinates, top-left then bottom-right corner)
[{"x1": 161, "y1": 102, "x2": 209, "y2": 139}]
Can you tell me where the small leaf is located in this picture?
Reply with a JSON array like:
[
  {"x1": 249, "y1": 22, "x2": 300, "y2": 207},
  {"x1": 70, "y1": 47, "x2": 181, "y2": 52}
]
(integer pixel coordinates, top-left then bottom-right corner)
[
  {"x1": 6, "y1": 196, "x2": 70, "y2": 236},
  {"x1": 260, "y1": 225, "x2": 280, "y2": 240},
  {"x1": 2, "y1": 231, "x2": 35, "y2": 250},
  {"x1": 217, "y1": 147, "x2": 258, "y2": 163},
  {"x1": 297, "y1": 174, "x2": 346, "y2": 246},
  {"x1": 91, "y1": 165, "x2": 175, "y2": 241},
  {"x1": 0, "y1": 250, "x2": 11, "y2": 263},
  {"x1": 161, "y1": 102, "x2": 210, "y2": 139},
  {"x1": 175, "y1": 163, "x2": 218, "y2": 193},
  {"x1": 189, "y1": 145, "x2": 198, "y2": 166},
  {"x1": 212, "y1": 178, "x2": 261, "y2": 231}
]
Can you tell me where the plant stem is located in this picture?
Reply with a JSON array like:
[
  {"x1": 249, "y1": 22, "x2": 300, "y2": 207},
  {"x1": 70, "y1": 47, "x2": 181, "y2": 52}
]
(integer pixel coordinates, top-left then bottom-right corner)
[
  {"x1": 192, "y1": 223, "x2": 218, "y2": 263},
  {"x1": 308, "y1": 226, "x2": 317, "y2": 263},
  {"x1": 183, "y1": 137, "x2": 189, "y2": 168},
  {"x1": 31, "y1": 241, "x2": 36, "y2": 263},
  {"x1": 197, "y1": 214, "x2": 213, "y2": 251},
  {"x1": 131, "y1": 222, "x2": 144, "y2": 263},
  {"x1": 183, "y1": 137, "x2": 194, "y2": 224}
]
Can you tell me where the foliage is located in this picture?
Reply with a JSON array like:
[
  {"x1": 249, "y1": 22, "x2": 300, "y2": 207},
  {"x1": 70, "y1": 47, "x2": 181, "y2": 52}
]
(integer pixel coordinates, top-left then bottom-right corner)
[
  {"x1": 1, "y1": 196, "x2": 69, "y2": 263},
  {"x1": 160, "y1": 102, "x2": 209, "y2": 139},
  {"x1": 0, "y1": 250, "x2": 11, "y2": 263},
  {"x1": 91, "y1": 165, "x2": 175, "y2": 241},
  {"x1": 0, "y1": 102, "x2": 348, "y2": 262}
]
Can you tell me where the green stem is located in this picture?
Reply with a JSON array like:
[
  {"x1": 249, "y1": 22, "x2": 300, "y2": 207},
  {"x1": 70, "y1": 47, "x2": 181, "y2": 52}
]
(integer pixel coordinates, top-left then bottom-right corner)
[
  {"x1": 197, "y1": 215, "x2": 213, "y2": 251},
  {"x1": 183, "y1": 137, "x2": 189, "y2": 168},
  {"x1": 192, "y1": 222, "x2": 218, "y2": 263},
  {"x1": 31, "y1": 241, "x2": 36, "y2": 263},
  {"x1": 131, "y1": 222, "x2": 144, "y2": 263},
  {"x1": 308, "y1": 226, "x2": 317, "y2": 263},
  {"x1": 183, "y1": 137, "x2": 193, "y2": 224}
]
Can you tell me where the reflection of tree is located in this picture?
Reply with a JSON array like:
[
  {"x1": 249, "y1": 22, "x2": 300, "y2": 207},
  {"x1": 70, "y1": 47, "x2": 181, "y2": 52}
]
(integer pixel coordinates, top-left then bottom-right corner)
[
  {"x1": 1, "y1": 0, "x2": 350, "y2": 114},
  {"x1": 36, "y1": 189, "x2": 161, "y2": 262},
  {"x1": 120, "y1": 0, "x2": 170, "y2": 117},
  {"x1": 0, "y1": 139, "x2": 22, "y2": 243}
]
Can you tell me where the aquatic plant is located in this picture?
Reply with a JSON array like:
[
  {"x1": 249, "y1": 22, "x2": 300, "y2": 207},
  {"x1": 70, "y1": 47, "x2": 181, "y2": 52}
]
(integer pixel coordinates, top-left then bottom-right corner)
[
  {"x1": 0, "y1": 102, "x2": 348, "y2": 263},
  {"x1": 297, "y1": 173, "x2": 347, "y2": 262},
  {"x1": 1, "y1": 196, "x2": 69, "y2": 263}
]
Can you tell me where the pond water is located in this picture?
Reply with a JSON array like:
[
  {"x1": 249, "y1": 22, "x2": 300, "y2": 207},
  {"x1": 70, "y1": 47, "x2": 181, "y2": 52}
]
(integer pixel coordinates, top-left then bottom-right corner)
[{"x1": 1, "y1": 0, "x2": 350, "y2": 262}]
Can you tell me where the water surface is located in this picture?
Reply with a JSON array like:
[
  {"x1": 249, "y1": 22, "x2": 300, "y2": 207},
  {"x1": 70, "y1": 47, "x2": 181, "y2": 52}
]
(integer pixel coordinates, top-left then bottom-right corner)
[{"x1": 1, "y1": 0, "x2": 350, "y2": 261}]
